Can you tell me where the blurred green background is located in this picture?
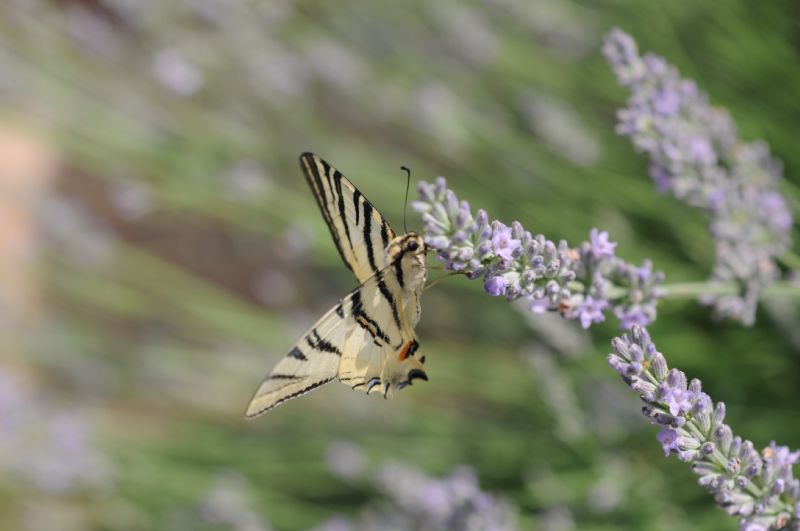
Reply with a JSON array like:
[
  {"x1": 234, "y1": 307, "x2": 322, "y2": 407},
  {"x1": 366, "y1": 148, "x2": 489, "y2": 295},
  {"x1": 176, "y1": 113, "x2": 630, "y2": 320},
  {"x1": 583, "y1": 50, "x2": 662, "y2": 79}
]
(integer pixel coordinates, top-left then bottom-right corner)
[{"x1": 0, "y1": 1, "x2": 798, "y2": 529}]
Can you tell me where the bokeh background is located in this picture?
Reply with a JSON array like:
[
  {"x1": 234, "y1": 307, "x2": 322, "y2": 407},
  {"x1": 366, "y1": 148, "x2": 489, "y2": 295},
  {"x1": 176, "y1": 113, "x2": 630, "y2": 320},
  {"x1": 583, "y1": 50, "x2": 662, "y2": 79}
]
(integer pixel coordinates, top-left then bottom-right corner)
[{"x1": 1, "y1": 1, "x2": 799, "y2": 529}]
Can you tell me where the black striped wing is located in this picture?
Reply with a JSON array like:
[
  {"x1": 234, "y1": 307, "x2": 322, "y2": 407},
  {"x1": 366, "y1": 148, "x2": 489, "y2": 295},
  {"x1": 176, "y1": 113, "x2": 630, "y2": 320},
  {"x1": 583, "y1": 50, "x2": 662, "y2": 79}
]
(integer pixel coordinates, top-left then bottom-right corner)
[
  {"x1": 245, "y1": 265, "x2": 426, "y2": 418},
  {"x1": 300, "y1": 152, "x2": 396, "y2": 283},
  {"x1": 244, "y1": 299, "x2": 344, "y2": 418}
]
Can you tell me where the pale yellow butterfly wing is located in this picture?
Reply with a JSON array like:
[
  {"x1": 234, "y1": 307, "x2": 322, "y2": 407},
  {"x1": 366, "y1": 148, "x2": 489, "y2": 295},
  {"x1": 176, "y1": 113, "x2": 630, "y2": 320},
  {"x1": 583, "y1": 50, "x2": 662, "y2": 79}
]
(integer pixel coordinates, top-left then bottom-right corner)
[
  {"x1": 244, "y1": 302, "x2": 346, "y2": 418},
  {"x1": 300, "y1": 152, "x2": 396, "y2": 284},
  {"x1": 245, "y1": 265, "x2": 426, "y2": 418}
]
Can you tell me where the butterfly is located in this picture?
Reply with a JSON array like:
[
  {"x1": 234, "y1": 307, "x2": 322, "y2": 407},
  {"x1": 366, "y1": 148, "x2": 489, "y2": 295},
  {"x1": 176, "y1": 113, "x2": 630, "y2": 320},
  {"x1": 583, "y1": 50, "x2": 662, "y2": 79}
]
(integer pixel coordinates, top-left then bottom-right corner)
[{"x1": 245, "y1": 153, "x2": 429, "y2": 418}]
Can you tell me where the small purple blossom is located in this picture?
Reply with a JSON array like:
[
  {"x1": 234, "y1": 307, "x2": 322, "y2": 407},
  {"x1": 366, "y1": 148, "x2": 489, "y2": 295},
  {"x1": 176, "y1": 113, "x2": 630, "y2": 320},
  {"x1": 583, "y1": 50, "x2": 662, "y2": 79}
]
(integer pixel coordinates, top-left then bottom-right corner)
[
  {"x1": 664, "y1": 388, "x2": 694, "y2": 417},
  {"x1": 657, "y1": 428, "x2": 681, "y2": 457},
  {"x1": 609, "y1": 327, "x2": 800, "y2": 530},
  {"x1": 414, "y1": 179, "x2": 664, "y2": 329},
  {"x1": 572, "y1": 295, "x2": 608, "y2": 329},
  {"x1": 589, "y1": 229, "x2": 617, "y2": 260},
  {"x1": 604, "y1": 28, "x2": 793, "y2": 326},
  {"x1": 614, "y1": 306, "x2": 650, "y2": 329},
  {"x1": 491, "y1": 223, "x2": 521, "y2": 261},
  {"x1": 484, "y1": 275, "x2": 508, "y2": 297}
]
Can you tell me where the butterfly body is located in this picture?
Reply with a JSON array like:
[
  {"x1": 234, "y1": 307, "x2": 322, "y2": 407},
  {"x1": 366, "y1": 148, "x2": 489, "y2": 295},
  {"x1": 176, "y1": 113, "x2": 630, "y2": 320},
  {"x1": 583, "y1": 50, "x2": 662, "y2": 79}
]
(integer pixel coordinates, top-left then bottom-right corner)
[{"x1": 245, "y1": 154, "x2": 428, "y2": 418}]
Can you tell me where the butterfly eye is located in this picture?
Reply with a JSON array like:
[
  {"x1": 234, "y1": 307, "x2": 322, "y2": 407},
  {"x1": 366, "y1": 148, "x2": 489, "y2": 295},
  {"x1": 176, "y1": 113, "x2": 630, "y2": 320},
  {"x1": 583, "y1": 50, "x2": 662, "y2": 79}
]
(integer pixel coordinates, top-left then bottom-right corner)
[{"x1": 407, "y1": 241, "x2": 419, "y2": 252}]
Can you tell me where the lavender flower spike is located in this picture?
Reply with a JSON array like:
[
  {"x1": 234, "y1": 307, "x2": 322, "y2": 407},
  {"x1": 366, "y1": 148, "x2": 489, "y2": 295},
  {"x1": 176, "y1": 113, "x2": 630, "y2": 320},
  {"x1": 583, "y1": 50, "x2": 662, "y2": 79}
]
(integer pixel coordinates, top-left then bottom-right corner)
[
  {"x1": 603, "y1": 28, "x2": 793, "y2": 326},
  {"x1": 609, "y1": 326, "x2": 800, "y2": 530},
  {"x1": 412, "y1": 178, "x2": 664, "y2": 329}
]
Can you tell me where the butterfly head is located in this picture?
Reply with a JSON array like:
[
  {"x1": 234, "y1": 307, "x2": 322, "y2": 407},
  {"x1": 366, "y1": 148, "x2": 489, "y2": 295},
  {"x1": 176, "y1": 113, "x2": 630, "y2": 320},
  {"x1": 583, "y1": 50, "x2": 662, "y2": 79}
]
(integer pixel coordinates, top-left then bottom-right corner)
[
  {"x1": 386, "y1": 232, "x2": 427, "y2": 260},
  {"x1": 385, "y1": 232, "x2": 428, "y2": 289},
  {"x1": 403, "y1": 232, "x2": 427, "y2": 255}
]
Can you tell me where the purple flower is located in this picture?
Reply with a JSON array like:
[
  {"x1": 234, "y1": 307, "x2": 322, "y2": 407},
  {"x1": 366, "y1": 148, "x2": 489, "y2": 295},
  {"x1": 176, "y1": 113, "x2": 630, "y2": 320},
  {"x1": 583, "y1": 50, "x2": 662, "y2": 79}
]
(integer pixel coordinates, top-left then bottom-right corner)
[
  {"x1": 614, "y1": 306, "x2": 649, "y2": 329},
  {"x1": 491, "y1": 223, "x2": 521, "y2": 261},
  {"x1": 604, "y1": 28, "x2": 793, "y2": 326},
  {"x1": 365, "y1": 460, "x2": 518, "y2": 530},
  {"x1": 665, "y1": 388, "x2": 693, "y2": 417},
  {"x1": 653, "y1": 88, "x2": 681, "y2": 116},
  {"x1": 764, "y1": 442, "x2": 800, "y2": 469},
  {"x1": 657, "y1": 428, "x2": 681, "y2": 456},
  {"x1": 759, "y1": 190, "x2": 793, "y2": 234},
  {"x1": 484, "y1": 275, "x2": 508, "y2": 296},
  {"x1": 415, "y1": 180, "x2": 664, "y2": 330},
  {"x1": 573, "y1": 296, "x2": 609, "y2": 329},
  {"x1": 589, "y1": 228, "x2": 617, "y2": 260},
  {"x1": 648, "y1": 164, "x2": 672, "y2": 193},
  {"x1": 609, "y1": 327, "x2": 800, "y2": 529}
]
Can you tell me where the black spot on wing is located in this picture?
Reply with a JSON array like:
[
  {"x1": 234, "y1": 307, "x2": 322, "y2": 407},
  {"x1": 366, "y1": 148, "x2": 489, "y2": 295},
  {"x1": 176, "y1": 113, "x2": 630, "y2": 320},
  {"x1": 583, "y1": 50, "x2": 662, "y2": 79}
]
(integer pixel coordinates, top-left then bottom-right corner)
[
  {"x1": 289, "y1": 346, "x2": 308, "y2": 361},
  {"x1": 408, "y1": 340, "x2": 419, "y2": 357}
]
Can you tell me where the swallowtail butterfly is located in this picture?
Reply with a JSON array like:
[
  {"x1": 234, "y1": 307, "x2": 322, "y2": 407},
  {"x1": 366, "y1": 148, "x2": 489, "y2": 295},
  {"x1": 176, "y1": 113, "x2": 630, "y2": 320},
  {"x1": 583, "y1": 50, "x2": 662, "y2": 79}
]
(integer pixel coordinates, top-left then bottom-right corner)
[{"x1": 245, "y1": 153, "x2": 428, "y2": 417}]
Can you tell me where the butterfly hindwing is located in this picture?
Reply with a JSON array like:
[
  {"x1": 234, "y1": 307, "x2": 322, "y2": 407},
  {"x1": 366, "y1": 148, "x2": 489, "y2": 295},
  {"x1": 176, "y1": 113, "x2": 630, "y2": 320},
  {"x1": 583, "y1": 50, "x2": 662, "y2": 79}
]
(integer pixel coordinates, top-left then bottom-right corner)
[
  {"x1": 300, "y1": 152, "x2": 396, "y2": 284},
  {"x1": 338, "y1": 266, "x2": 426, "y2": 396},
  {"x1": 244, "y1": 303, "x2": 346, "y2": 418},
  {"x1": 245, "y1": 263, "x2": 427, "y2": 417}
]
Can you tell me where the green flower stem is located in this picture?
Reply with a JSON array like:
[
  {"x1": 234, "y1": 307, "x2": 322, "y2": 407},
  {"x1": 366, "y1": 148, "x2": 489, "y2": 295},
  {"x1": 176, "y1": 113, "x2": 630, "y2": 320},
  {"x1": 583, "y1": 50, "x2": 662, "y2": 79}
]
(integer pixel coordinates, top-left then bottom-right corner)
[{"x1": 659, "y1": 281, "x2": 800, "y2": 299}]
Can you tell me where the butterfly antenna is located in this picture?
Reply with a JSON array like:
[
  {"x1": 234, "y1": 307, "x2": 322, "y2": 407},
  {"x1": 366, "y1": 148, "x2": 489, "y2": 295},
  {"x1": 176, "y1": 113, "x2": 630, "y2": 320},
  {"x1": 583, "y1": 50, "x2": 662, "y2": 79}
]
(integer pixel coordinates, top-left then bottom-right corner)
[
  {"x1": 424, "y1": 271, "x2": 463, "y2": 292},
  {"x1": 401, "y1": 165, "x2": 411, "y2": 234}
]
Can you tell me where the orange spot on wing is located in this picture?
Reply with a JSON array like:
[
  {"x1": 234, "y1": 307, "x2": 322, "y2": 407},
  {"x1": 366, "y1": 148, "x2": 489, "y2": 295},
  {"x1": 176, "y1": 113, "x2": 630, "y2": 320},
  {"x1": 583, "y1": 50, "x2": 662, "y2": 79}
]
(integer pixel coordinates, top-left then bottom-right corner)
[{"x1": 398, "y1": 341, "x2": 413, "y2": 361}]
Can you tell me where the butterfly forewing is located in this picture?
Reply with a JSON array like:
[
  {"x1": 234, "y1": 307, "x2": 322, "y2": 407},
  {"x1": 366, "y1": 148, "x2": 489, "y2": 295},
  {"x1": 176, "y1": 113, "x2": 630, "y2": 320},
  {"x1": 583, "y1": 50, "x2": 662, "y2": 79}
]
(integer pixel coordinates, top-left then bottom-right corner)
[{"x1": 300, "y1": 152, "x2": 396, "y2": 283}]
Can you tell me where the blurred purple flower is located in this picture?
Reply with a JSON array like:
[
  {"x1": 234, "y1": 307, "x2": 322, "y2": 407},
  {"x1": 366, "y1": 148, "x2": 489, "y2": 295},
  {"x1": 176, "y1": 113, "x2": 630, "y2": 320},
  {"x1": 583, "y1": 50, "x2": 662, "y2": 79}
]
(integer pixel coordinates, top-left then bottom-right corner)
[
  {"x1": 614, "y1": 306, "x2": 650, "y2": 329},
  {"x1": 609, "y1": 327, "x2": 800, "y2": 529},
  {"x1": 572, "y1": 296, "x2": 608, "y2": 329},
  {"x1": 319, "y1": 442, "x2": 517, "y2": 531},
  {"x1": 152, "y1": 48, "x2": 203, "y2": 96},
  {"x1": 589, "y1": 229, "x2": 617, "y2": 260},
  {"x1": 325, "y1": 440, "x2": 366, "y2": 480},
  {"x1": 199, "y1": 471, "x2": 272, "y2": 531},
  {"x1": 0, "y1": 369, "x2": 112, "y2": 495},
  {"x1": 603, "y1": 28, "x2": 794, "y2": 326},
  {"x1": 372, "y1": 461, "x2": 518, "y2": 530}
]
